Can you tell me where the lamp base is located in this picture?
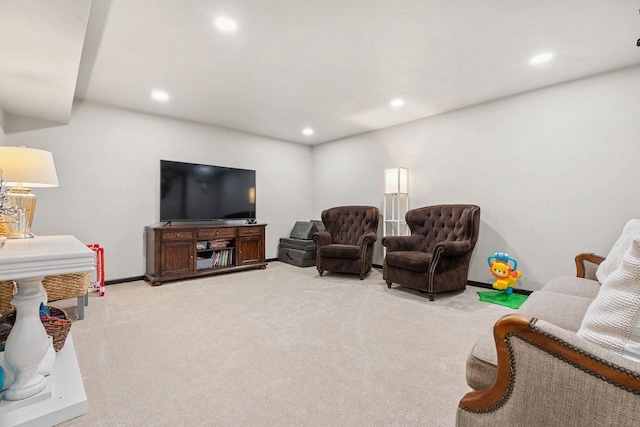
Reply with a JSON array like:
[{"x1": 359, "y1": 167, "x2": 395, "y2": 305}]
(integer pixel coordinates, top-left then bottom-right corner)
[
  {"x1": 5, "y1": 188, "x2": 36, "y2": 239},
  {"x1": 7, "y1": 232, "x2": 35, "y2": 239}
]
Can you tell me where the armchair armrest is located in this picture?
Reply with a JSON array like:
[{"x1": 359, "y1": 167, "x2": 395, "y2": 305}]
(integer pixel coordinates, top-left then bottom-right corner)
[
  {"x1": 458, "y1": 314, "x2": 640, "y2": 426},
  {"x1": 434, "y1": 240, "x2": 472, "y2": 257},
  {"x1": 381, "y1": 235, "x2": 421, "y2": 252},
  {"x1": 575, "y1": 252, "x2": 606, "y2": 280},
  {"x1": 312, "y1": 231, "x2": 332, "y2": 247},
  {"x1": 359, "y1": 231, "x2": 377, "y2": 247}
]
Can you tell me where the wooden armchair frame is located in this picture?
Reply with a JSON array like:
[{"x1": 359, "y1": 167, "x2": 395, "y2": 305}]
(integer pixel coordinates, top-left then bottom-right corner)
[
  {"x1": 459, "y1": 314, "x2": 640, "y2": 414},
  {"x1": 458, "y1": 253, "x2": 640, "y2": 426}
]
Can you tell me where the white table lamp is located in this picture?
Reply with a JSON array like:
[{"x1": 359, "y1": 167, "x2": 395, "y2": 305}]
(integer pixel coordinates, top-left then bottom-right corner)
[{"x1": 0, "y1": 146, "x2": 59, "y2": 238}]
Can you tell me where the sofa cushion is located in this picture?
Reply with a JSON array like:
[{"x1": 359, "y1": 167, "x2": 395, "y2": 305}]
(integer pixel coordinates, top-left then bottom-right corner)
[
  {"x1": 466, "y1": 289, "x2": 597, "y2": 390},
  {"x1": 596, "y1": 219, "x2": 640, "y2": 284},
  {"x1": 541, "y1": 276, "x2": 601, "y2": 300},
  {"x1": 318, "y1": 244, "x2": 361, "y2": 259},
  {"x1": 517, "y1": 291, "x2": 595, "y2": 332},
  {"x1": 466, "y1": 331, "x2": 497, "y2": 390},
  {"x1": 385, "y1": 251, "x2": 431, "y2": 273},
  {"x1": 289, "y1": 221, "x2": 318, "y2": 240},
  {"x1": 578, "y1": 235, "x2": 640, "y2": 362}
]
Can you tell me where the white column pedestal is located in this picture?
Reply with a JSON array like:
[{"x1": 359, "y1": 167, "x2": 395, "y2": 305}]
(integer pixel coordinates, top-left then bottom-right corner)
[
  {"x1": 0, "y1": 235, "x2": 95, "y2": 424},
  {"x1": 0, "y1": 335, "x2": 87, "y2": 426},
  {"x1": 3, "y1": 277, "x2": 49, "y2": 400}
]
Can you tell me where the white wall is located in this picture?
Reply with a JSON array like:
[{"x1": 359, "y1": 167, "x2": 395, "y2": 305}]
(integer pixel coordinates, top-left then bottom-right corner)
[
  {"x1": 312, "y1": 66, "x2": 640, "y2": 291},
  {"x1": 6, "y1": 100, "x2": 313, "y2": 280}
]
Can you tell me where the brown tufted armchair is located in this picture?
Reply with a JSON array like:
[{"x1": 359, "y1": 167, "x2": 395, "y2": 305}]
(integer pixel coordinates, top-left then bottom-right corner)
[
  {"x1": 382, "y1": 204, "x2": 480, "y2": 301},
  {"x1": 313, "y1": 206, "x2": 379, "y2": 280}
]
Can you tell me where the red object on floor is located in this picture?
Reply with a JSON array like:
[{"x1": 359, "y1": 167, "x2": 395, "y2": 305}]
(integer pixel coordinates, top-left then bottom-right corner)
[{"x1": 87, "y1": 244, "x2": 105, "y2": 296}]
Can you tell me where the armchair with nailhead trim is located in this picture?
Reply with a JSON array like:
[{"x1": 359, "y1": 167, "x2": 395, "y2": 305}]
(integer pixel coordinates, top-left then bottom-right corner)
[
  {"x1": 382, "y1": 204, "x2": 480, "y2": 301},
  {"x1": 312, "y1": 206, "x2": 379, "y2": 280}
]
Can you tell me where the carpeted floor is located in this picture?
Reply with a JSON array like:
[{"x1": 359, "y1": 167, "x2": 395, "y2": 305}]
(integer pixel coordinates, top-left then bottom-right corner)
[{"x1": 54, "y1": 262, "x2": 512, "y2": 426}]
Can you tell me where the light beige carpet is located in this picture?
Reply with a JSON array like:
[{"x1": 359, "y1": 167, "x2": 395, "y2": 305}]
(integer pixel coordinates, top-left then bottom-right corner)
[{"x1": 54, "y1": 262, "x2": 512, "y2": 427}]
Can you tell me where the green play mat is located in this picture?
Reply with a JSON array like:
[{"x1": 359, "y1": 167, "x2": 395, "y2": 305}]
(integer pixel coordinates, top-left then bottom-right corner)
[{"x1": 477, "y1": 290, "x2": 528, "y2": 309}]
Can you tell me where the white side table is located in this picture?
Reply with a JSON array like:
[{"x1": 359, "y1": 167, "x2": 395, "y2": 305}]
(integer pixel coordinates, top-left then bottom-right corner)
[{"x1": 0, "y1": 236, "x2": 94, "y2": 400}]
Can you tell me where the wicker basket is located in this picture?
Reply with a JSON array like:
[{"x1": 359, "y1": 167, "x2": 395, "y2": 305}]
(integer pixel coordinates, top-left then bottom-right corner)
[
  {"x1": 0, "y1": 271, "x2": 90, "y2": 314},
  {"x1": 0, "y1": 306, "x2": 71, "y2": 352}
]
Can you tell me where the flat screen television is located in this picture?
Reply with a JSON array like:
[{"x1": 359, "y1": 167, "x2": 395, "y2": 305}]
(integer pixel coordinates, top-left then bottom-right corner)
[{"x1": 160, "y1": 160, "x2": 256, "y2": 222}]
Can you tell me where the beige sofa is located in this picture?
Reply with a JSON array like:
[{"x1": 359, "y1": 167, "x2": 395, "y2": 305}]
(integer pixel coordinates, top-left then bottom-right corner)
[{"x1": 457, "y1": 252, "x2": 640, "y2": 426}]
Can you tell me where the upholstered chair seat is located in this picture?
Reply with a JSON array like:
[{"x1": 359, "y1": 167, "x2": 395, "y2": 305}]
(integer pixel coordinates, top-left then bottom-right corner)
[
  {"x1": 382, "y1": 204, "x2": 480, "y2": 300},
  {"x1": 313, "y1": 206, "x2": 379, "y2": 280},
  {"x1": 318, "y1": 244, "x2": 361, "y2": 259},
  {"x1": 385, "y1": 251, "x2": 432, "y2": 273}
]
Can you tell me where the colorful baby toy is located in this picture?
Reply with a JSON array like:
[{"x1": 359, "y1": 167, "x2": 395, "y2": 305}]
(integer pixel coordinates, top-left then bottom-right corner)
[{"x1": 487, "y1": 252, "x2": 522, "y2": 295}]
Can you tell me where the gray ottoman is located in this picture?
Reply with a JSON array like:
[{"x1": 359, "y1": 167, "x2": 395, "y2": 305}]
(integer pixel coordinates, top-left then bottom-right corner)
[{"x1": 278, "y1": 221, "x2": 321, "y2": 267}]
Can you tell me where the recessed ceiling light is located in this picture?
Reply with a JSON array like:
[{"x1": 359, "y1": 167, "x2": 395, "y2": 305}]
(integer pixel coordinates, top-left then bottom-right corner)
[
  {"x1": 302, "y1": 128, "x2": 314, "y2": 136},
  {"x1": 151, "y1": 89, "x2": 170, "y2": 102},
  {"x1": 390, "y1": 98, "x2": 405, "y2": 108},
  {"x1": 529, "y1": 52, "x2": 554, "y2": 65},
  {"x1": 215, "y1": 17, "x2": 237, "y2": 32}
]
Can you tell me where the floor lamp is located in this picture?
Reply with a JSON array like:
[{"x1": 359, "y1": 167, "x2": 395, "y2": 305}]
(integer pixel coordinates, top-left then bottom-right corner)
[{"x1": 383, "y1": 167, "x2": 409, "y2": 246}]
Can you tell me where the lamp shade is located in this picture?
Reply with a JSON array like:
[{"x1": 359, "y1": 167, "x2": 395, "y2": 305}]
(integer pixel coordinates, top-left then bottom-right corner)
[
  {"x1": 384, "y1": 167, "x2": 408, "y2": 194},
  {"x1": 0, "y1": 146, "x2": 58, "y2": 187}
]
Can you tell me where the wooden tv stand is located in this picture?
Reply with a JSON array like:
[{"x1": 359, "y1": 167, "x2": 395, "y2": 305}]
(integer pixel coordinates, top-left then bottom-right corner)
[{"x1": 145, "y1": 223, "x2": 267, "y2": 285}]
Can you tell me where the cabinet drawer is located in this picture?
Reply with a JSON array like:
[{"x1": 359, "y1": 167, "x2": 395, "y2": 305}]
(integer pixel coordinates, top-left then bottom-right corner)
[
  {"x1": 161, "y1": 230, "x2": 194, "y2": 241},
  {"x1": 198, "y1": 228, "x2": 236, "y2": 238},
  {"x1": 239, "y1": 226, "x2": 263, "y2": 236}
]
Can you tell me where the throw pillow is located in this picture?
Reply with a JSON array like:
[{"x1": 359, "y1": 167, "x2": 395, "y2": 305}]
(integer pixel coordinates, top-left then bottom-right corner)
[
  {"x1": 578, "y1": 235, "x2": 640, "y2": 362},
  {"x1": 596, "y1": 219, "x2": 640, "y2": 284}
]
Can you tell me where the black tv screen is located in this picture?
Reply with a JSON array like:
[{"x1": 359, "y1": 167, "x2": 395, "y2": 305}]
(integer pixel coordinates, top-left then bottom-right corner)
[{"x1": 160, "y1": 160, "x2": 256, "y2": 221}]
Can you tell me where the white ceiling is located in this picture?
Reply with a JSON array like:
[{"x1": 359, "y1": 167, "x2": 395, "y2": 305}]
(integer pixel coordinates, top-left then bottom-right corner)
[
  {"x1": 0, "y1": 0, "x2": 91, "y2": 125},
  {"x1": 3, "y1": 1, "x2": 640, "y2": 144}
]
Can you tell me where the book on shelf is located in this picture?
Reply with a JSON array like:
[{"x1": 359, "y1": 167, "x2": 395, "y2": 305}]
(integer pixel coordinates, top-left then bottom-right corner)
[
  {"x1": 210, "y1": 239, "x2": 230, "y2": 249},
  {"x1": 195, "y1": 248, "x2": 234, "y2": 269}
]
